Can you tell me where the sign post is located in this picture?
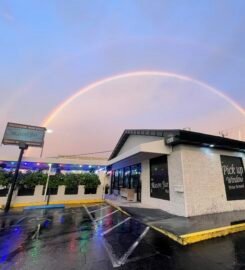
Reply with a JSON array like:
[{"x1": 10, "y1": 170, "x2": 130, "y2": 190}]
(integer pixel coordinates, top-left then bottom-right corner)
[
  {"x1": 2, "y1": 122, "x2": 46, "y2": 213},
  {"x1": 4, "y1": 143, "x2": 28, "y2": 213}
]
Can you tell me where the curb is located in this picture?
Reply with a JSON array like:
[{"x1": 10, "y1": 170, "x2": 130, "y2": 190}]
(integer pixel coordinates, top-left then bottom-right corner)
[
  {"x1": 1, "y1": 199, "x2": 104, "y2": 209},
  {"x1": 179, "y1": 222, "x2": 245, "y2": 245},
  {"x1": 105, "y1": 200, "x2": 245, "y2": 245},
  {"x1": 105, "y1": 199, "x2": 131, "y2": 217}
]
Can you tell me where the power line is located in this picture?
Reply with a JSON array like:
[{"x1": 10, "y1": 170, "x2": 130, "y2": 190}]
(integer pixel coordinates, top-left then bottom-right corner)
[{"x1": 58, "y1": 150, "x2": 113, "y2": 157}]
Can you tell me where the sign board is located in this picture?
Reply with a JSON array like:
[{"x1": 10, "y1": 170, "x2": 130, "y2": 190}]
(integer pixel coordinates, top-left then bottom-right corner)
[
  {"x1": 220, "y1": 155, "x2": 245, "y2": 201},
  {"x1": 150, "y1": 155, "x2": 170, "y2": 200},
  {"x1": 2, "y1": 122, "x2": 46, "y2": 147}
]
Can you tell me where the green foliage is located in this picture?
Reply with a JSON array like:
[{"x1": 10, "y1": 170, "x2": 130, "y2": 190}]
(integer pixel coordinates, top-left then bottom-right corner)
[
  {"x1": 82, "y1": 173, "x2": 101, "y2": 188},
  {"x1": 49, "y1": 174, "x2": 65, "y2": 188},
  {"x1": 0, "y1": 170, "x2": 11, "y2": 187},
  {"x1": 63, "y1": 173, "x2": 79, "y2": 187},
  {"x1": 19, "y1": 171, "x2": 48, "y2": 188},
  {"x1": 0, "y1": 171, "x2": 101, "y2": 189}
]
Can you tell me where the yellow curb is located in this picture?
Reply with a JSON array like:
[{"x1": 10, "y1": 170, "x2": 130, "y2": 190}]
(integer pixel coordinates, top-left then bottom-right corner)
[
  {"x1": 150, "y1": 223, "x2": 245, "y2": 246},
  {"x1": 149, "y1": 225, "x2": 184, "y2": 245},
  {"x1": 9, "y1": 199, "x2": 104, "y2": 208},
  {"x1": 179, "y1": 222, "x2": 245, "y2": 245},
  {"x1": 105, "y1": 199, "x2": 131, "y2": 217}
]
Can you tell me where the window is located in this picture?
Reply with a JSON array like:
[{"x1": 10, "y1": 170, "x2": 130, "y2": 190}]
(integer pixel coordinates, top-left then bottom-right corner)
[
  {"x1": 0, "y1": 188, "x2": 8, "y2": 197},
  {"x1": 65, "y1": 186, "x2": 78, "y2": 195},
  {"x1": 17, "y1": 186, "x2": 35, "y2": 196},
  {"x1": 150, "y1": 156, "x2": 170, "y2": 200},
  {"x1": 42, "y1": 186, "x2": 58, "y2": 195},
  {"x1": 124, "y1": 167, "x2": 131, "y2": 188},
  {"x1": 118, "y1": 169, "x2": 124, "y2": 188}
]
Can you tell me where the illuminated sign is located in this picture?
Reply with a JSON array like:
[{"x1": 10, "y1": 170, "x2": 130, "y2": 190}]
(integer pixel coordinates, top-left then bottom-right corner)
[
  {"x1": 2, "y1": 122, "x2": 46, "y2": 147},
  {"x1": 220, "y1": 155, "x2": 245, "y2": 201}
]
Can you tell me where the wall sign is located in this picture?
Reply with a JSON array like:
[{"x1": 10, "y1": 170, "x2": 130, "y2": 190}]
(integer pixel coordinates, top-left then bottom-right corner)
[
  {"x1": 150, "y1": 155, "x2": 170, "y2": 200},
  {"x1": 220, "y1": 155, "x2": 245, "y2": 201}
]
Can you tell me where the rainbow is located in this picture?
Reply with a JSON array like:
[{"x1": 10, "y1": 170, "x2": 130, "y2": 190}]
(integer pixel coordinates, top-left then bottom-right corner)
[{"x1": 42, "y1": 70, "x2": 245, "y2": 127}]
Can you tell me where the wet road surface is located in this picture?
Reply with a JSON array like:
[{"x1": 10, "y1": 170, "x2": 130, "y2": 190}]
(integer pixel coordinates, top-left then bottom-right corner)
[{"x1": 0, "y1": 203, "x2": 245, "y2": 269}]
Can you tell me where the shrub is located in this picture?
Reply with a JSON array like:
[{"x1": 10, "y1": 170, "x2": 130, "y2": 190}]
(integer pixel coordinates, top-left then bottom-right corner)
[
  {"x1": 64, "y1": 174, "x2": 80, "y2": 188},
  {"x1": 19, "y1": 171, "x2": 47, "y2": 188},
  {"x1": 0, "y1": 171, "x2": 101, "y2": 190},
  {"x1": 0, "y1": 170, "x2": 10, "y2": 187},
  {"x1": 49, "y1": 174, "x2": 65, "y2": 188},
  {"x1": 83, "y1": 173, "x2": 101, "y2": 189}
]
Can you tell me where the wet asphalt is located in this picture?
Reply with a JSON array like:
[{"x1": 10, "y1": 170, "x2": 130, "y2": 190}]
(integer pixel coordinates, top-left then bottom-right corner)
[{"x1": 0, "y1": 203, "x2": 245, "y2": 270}]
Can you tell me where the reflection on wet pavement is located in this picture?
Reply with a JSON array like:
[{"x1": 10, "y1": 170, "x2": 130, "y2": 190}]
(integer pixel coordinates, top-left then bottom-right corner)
[{"x1": 0, "y1": 204, "x2": 245, "y2": 269}]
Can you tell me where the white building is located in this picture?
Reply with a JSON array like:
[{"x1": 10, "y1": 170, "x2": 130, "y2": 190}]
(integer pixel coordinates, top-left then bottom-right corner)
[{"x1": 108, "y1": 129, "x2": 245, "y2": 217}]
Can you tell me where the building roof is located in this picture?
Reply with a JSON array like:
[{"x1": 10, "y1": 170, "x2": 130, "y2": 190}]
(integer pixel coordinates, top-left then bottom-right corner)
[{"x1": 109, "y1": 129, "x2": 245, "y2": 160}]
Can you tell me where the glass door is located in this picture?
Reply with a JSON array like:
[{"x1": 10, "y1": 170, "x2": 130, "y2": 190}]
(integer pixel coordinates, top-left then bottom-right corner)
[{"x1": 131, "y1": 164, "x2": 141, "y2": 202}]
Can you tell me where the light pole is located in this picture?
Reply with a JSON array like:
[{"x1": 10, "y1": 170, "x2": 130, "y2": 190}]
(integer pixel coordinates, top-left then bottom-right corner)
[
  {"x1": 44, "y1": 163, "x2": 52, "y2": 203},
  {"x1": 40, "y1": 129, "x2": 53, "y2": 158}
]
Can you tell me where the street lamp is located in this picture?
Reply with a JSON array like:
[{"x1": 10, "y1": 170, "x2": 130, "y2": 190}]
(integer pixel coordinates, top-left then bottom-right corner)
[{"x1": 40, "y1": 129, "x2": 54, "y2": 157}]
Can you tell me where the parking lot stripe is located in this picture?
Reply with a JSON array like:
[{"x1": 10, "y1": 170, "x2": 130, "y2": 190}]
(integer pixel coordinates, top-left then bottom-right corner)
[
  {"x1": 87, "y1": 203, "x2": 106, "y2": 209},
  {"x1": 89, "y1": 205, "x2": 110, "y2": 213},
  {"x1": 102, "y1": 217, "x2": 131, "y2": 236},
  {"x1": 118, "y1": 226, "x2": 150, "y2": 266},
  {"x1": 95, "y1": 210, "x2": 119, "y2": 221},
  {"x1": 83, "y1": 205, "x2": 95, "y2": 223}
]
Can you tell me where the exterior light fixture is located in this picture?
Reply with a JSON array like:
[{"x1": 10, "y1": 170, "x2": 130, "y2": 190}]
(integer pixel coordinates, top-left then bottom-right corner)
[
  {"x1": 46, "y1": 129, "x2": 53, "y2": 134},
  {"x1": 210, "y1": 144, "x2": 215, "y2": 147}
]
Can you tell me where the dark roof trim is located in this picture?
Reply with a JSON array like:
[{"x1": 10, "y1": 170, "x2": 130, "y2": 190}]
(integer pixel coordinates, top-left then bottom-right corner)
[{"x1": 109, "y1": 129, "x2": 245, "y2": 160}]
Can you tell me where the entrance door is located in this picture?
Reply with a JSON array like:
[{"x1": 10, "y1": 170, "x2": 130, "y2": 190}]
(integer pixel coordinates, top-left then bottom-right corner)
[
  {"x1": 136, "y1": 177, "x2": 141, "y2": 202},
  {"x1": 131, "y1": 164, "x2": 141, "y2": 202}
]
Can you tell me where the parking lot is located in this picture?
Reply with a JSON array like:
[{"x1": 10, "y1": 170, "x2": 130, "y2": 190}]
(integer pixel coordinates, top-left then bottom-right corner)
[{"x1": 0, "y1": 203, "x2": 245, "y2": 269}]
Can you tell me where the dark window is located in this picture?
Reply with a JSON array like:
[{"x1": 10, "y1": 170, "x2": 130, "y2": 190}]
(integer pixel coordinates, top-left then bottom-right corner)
[
  {"x1": 42, "y1": 186, "x2": 58, "y2": 195},
  {"x1": 124, "y1": 167, "x2": 131, "y2": 188},
  {"x1": 150, "y1": 155, "x2": 170, "y2": 200},
  {"x1": 118, "y1": 169, "x2": 124, "y2": 188},
  {"x1": 114, "y1": 170, "x2": 119, "y2": 190},
  {"x1": 131, "y1": 164, "x2": 141, "y2": 189},
  {"x1": 84, "y1": 187, "x2": 97, "y2": 194},
  {"x1": 0, "y1": 188, "x2": 8, "y2": 197},
  {"x1": 17, "y1": 186, "x2": 35, "y2": 196},
  {"x1": 111, "y1": 171, "x2": 115, "y2": 189},
  {"x1": 65, "y1": 186, "x2": 78, "y2": 195}
]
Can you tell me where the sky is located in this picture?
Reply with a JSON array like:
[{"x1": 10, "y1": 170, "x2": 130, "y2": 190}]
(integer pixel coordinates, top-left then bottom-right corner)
[{"x1": 0, "y1": 0, "x2": 245, "y2": 158}]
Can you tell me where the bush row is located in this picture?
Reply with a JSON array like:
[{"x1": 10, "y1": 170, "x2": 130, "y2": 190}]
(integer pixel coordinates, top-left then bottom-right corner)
[{"x1": 0, "y1": 171, "x2": 101, "y2": 189}]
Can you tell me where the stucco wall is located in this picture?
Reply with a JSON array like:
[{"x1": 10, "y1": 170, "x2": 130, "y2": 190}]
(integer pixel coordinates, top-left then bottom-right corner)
[
  {"x1": 0, "y1": 185, "x2": 103, "y2": 207},
  {"x1": 118, "y1": 135, "x2": 163, "y2": 156},
  {"x1": 141, "y1": 147, "x2": 186, "y2": 216},
  {"x1": 181, "y1": 145, "x2": 245, "y2": 216}
]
